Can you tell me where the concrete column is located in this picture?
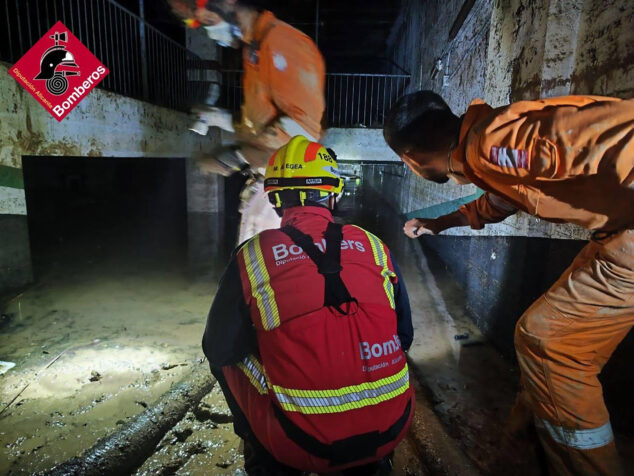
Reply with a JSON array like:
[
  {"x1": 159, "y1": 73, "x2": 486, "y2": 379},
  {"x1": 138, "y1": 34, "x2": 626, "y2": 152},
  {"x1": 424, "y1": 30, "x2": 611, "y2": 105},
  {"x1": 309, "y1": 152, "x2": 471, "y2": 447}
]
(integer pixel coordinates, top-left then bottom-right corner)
[
  {"x1": 183, "y1": 28, "x2": 227, "y2": 276},
  {"x1": 540, "y1": 0, "x2": 584, "y2": 97},
  {"x1": 185, "y1": 158, "x2": 225, "y2": 276},
  {"x1": 570, "y1": 0, "x2": 634, "y2": 97},
  {"x1": 485, "y1": 0, "x2": 550, "y2": 105}
]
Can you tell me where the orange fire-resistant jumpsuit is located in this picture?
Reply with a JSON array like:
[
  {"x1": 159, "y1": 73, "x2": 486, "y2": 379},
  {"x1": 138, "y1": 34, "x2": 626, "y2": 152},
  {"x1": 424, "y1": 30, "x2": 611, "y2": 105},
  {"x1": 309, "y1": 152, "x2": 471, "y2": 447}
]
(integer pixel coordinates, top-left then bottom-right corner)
[
  {"x1": 236, "y1": 10, "x2": 326, "y2": 243},
  {"x1": 239, "y1": 10, "x2": 325, "y2": 150},
  {"x1": 448, "y1": 96, "x2": 634, "y2": 475}
]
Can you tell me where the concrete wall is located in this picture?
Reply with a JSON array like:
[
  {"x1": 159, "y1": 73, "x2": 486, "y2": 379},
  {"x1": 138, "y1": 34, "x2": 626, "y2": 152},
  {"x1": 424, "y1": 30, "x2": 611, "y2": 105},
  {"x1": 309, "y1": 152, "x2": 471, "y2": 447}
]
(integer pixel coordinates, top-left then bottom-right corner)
[
  {"x1": 382, "y1": 0, "x2": 634, "y2": 353},
  {"x1": 0, "y1": 61, "x2": 221, "y2": 294},
  {"x1": 321, "y1": 128, "x2": 400, "y2": 162}
]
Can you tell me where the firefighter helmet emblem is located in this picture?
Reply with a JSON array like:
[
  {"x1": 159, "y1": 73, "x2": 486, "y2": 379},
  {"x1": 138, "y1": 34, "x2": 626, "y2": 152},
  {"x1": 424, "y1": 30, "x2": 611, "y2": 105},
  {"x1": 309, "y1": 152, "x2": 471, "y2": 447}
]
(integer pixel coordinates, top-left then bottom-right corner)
[{"x1": 34, "y1": 32, "x2": 80, "y2": 95}]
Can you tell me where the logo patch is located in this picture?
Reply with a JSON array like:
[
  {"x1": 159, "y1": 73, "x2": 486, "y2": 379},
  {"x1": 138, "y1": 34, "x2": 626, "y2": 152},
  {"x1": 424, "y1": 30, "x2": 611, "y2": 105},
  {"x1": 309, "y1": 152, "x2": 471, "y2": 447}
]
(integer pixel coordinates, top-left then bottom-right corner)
[
  {"x1": 272, "y1": 239, "x2": 366, "y2": 265},
  {"x1": 10, "y1": 21, "x2": 109, "y2": 122},
  {"x1": 273, "y1": 53, "x2": 287, "y2": 71},
  {"x1": 489, "y1": 146, "x2": 528, "y2": 169}
]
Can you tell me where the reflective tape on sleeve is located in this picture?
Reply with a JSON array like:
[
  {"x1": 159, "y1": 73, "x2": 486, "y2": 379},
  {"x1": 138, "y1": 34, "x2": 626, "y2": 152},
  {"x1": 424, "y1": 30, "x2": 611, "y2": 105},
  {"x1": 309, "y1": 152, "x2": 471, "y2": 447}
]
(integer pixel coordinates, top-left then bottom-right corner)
[
  {"x1": 237, "y1": 355, "x2": 269, "y2": 395},
  {"x1": 273, "y1": 364, "x2": 410, "y2": 414},
  {"x1": 537, "y1": 418, "x2": 614, "y2": 450},
  {"x1": 242, "y1": 235, "x2": 281, "y2": 330},
  {"x1": 357, "y1": 227, "x2": 396, "y2": 309}
]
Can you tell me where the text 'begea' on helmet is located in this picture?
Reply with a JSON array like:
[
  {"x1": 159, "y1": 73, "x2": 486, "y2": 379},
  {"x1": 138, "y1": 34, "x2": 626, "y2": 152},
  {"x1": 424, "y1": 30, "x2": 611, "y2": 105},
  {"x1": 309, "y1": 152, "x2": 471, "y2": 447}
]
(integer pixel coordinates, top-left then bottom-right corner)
[{"x1": 264, "y1": 136, "x2": 343, "y2": 195}]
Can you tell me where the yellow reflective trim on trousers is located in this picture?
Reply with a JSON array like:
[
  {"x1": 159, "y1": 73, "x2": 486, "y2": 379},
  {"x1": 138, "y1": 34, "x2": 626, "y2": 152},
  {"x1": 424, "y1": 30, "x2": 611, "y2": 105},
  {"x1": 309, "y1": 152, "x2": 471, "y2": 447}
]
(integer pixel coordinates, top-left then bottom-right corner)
[
  {"x1": 237, "y1": 355, "x2": 268, "y2": 395},
  {"x1": 356, "y1": 227, "x2": 396, "y2": 309},
  {"x1": 242, "y1": 235, "x2": 281, "y2": 330},
  {"x1": 272, "y1": 364, "x2": 410, "y2": 414}
]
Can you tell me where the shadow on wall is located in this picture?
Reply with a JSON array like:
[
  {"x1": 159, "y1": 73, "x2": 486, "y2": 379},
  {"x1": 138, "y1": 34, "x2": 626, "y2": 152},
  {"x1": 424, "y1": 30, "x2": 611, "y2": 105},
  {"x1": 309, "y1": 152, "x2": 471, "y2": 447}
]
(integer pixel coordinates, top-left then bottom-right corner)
[{"x1": 419, "y1": 235, "x2": 585, "y2": 357}]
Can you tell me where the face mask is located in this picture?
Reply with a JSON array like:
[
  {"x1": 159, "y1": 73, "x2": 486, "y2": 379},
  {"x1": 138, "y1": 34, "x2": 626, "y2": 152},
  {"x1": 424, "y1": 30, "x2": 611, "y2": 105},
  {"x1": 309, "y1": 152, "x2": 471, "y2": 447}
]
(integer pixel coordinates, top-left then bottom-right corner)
[{"x1": 203, "y1": 21, "x2": 241, "y2": 48}]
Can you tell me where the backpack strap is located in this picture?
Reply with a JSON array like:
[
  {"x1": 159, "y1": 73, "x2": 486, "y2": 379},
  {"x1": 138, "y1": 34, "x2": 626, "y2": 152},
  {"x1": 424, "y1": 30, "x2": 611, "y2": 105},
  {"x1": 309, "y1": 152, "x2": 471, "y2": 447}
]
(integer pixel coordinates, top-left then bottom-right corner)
[
  {"x1": 280, "y1": 222, "x2": 355, "y2": 314},
  {"x1": 272, "y1": 399, "x2": 411, "y2": 466}
]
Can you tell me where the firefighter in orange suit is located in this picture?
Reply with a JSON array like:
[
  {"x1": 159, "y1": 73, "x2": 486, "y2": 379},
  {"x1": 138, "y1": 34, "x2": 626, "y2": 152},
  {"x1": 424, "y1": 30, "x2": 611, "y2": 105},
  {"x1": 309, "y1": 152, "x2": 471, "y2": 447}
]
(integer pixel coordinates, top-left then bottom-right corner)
[
  {"x1": 383, "y1": 91, "x2": 634, "y2": 475},
  {"x1": 169, "y1": 0, "x2": 326, "y2": 242},
  {"x1": 202, "y1": 136, "x2": 414, "y2": 474}
]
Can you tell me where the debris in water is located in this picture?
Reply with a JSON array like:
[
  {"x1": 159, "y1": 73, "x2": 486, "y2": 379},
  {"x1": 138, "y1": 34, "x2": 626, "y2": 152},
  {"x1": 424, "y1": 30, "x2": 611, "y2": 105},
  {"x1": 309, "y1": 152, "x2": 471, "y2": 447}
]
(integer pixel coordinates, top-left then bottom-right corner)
[
  {"x1": 136, "y1": 400, "x2": 149, "y2": 408},
  {"x1": 454, "y1": 333, "x2": 469, "y2": 341},
  {"x1": 160, "y1": 362, "x2": 179, "y2": 371},
  {"x1": 89, "y1": 371, "x2": 102, "y2": 382},
  {"x1": 0, "y1": 361, "x2": 16, "y2": 375}
]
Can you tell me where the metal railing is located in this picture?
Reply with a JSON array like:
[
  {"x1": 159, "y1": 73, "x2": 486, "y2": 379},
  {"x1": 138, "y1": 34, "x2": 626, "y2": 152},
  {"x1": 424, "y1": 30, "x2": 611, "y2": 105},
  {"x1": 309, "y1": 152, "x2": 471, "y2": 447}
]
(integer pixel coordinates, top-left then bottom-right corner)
[
  {"x1": 216, "y1": 71, "x2": 410, "y2": 129},
  {"x1": 325, "y1": 73, "x2": 409, "y2": 128},
  {"x1": 0, "y1": 0, "x2": 212, "y2": 112},
  {"x1": 0, "y1": 1, "x2": 410, "y2": 125},
  {"x1": 214, "y1": 69, "x2": 244, "y2": 113}
]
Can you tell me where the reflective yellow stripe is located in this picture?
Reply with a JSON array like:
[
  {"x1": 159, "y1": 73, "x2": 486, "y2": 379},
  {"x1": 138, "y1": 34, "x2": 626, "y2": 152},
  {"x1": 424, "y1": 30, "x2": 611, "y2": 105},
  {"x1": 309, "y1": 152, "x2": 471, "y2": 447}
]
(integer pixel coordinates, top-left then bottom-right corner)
[
  {"x1": 237, "y1": 355, "x2": 268, "y2": 395},
  {"x1": 242, "y1": 235, "x2": 281, "y2": 330},
  {"x1": 273, "y1": 364, "x2": 409, "y2": 414},
  {"x1": 357, "y1": 227, "x2": 396, "y2": 309}
]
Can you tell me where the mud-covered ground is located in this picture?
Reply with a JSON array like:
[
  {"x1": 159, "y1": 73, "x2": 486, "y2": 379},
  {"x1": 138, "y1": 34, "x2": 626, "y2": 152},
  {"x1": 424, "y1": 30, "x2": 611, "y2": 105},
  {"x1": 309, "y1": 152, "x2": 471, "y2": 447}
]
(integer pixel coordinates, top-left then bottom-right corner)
[
  {"x1": 135, "y1": 386, "x2": 245, "y2": 475},
  {"x1": 0, "y1": 250, "x2": 218, "y2": 474},
  {"x1": 0, "y1": 244, "x2": 430, "y2": 475}
]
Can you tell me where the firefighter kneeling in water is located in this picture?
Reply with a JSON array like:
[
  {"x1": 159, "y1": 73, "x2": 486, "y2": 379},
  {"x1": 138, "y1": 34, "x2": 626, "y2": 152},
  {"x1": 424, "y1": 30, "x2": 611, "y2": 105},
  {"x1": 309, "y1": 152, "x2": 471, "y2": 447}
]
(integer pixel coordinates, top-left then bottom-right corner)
[{"x1": 202, "y1": 136, "x2": 414, "y2": 474}]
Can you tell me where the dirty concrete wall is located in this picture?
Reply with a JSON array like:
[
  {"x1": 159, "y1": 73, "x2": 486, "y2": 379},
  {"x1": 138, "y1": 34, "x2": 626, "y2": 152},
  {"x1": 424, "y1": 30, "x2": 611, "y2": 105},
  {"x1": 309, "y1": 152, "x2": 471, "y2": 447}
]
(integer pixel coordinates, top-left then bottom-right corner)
[
  {"x1": 321, "y1": 128, "x2": 400, "y2": 162},
  {"x1": 0, "y1": 61, "x2": 221, "y2": 294},
  {"x1": 382, "y1": 0, "x2": 634, "y2": 355}
]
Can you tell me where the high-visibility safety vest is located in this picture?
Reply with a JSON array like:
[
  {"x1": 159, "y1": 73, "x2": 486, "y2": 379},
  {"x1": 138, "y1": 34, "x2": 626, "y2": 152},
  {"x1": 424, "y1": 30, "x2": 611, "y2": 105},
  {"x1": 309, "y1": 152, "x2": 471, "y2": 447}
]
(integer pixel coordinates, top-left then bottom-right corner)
[{"x1": 235, "y1": 215, "x2": 413, "y2": 469}]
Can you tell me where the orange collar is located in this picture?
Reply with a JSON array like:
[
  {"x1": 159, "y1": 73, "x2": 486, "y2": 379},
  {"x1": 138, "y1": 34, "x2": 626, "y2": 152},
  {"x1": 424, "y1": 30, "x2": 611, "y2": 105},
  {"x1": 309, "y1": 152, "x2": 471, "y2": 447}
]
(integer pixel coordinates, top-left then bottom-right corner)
[
  {"x1": 450, "y1": 99, "x2": 493, "y2": 178},
  {"x1": 249, "y1": 10, "x2": 277, "y2": 44}
]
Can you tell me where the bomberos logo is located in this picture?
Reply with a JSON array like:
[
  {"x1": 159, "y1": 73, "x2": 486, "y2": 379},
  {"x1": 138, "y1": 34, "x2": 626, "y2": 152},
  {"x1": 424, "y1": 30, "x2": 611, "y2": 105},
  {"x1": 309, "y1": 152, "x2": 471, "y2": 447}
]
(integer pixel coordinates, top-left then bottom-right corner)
[{"x1": 10, "y1": 21, "x2": 109, "y2": 122}]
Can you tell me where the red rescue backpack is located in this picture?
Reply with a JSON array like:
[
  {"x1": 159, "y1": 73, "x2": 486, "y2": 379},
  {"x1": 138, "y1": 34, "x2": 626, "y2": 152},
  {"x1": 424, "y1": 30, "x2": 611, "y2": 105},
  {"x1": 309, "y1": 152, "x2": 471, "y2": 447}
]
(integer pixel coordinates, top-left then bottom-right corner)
[{"x1": 241, "y1": 221, "x2": 413, "y2": 469}]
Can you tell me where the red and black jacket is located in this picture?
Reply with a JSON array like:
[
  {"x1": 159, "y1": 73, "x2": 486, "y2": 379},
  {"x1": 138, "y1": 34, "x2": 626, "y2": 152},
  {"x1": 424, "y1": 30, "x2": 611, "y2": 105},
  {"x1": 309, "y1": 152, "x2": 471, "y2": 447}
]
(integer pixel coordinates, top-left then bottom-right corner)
[{"x1": 202, "y1": 206, "x2": 413, "y2": 470}]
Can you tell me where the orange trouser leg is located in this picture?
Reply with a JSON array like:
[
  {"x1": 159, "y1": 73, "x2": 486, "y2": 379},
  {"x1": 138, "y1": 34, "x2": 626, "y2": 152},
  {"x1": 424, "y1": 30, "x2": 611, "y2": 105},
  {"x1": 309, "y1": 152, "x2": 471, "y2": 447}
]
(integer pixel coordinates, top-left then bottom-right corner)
[{"x1": 515, "y1": 230, "x2": 634, "y2": 476}]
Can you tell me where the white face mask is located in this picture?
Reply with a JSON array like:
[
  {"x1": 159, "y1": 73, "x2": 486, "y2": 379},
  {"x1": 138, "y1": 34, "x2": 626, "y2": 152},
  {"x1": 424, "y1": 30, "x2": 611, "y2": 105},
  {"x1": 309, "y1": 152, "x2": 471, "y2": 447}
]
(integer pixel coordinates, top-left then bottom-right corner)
[{"x1": 203, "y1": 21, "x2": 241, "y2": 48}]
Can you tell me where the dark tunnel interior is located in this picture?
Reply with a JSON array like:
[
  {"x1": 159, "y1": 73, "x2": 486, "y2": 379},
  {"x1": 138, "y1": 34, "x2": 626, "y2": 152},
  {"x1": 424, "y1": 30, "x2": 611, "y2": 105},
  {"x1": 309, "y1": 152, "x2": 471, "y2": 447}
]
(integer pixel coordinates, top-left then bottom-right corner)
[{"x1": 22, "y1": 156, "x2": 188, "y2": 276}]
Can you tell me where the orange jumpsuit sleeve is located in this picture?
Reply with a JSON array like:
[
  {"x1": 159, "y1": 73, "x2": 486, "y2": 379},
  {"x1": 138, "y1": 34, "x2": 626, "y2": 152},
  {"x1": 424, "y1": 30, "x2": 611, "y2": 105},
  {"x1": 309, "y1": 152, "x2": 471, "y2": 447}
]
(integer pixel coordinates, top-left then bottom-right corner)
[
  {"x1": 262, "y1": 27, "x2": 325, "y2": 141},
  {"x1": 459, "y1": 193, "x2": 518, "y2": 230},
  {"x1": 465, "y1": 96, "x2": 622, "y2": 186}
]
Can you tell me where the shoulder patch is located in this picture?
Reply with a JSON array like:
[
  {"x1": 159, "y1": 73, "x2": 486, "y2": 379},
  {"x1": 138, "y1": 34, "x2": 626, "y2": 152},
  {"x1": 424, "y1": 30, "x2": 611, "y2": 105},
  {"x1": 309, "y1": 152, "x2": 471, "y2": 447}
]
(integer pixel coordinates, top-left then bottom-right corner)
[
  {"x1": 273, "y1": 53, "x2": 287, "y2": 71},
  {"x1": 489, "y1": 146, "x2": 528, "y2": 169}
]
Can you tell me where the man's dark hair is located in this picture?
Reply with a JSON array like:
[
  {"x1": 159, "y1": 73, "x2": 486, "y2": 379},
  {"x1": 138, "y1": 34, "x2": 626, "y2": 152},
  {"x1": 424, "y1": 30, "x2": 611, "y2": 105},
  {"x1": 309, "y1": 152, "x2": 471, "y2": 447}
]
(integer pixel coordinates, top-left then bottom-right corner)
[
  {"x1": 173, "y1": 0, "x2": 267, "y2": 12},
  {"x1": 204, "y1": 0, "x2": 268, "y2": 10},
  {"x1": 235, "y1": 0, "x2": 268, "y2": 9},
  {"x1": 383, "y1": 91, "x2": 461, "y2": 156}
]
